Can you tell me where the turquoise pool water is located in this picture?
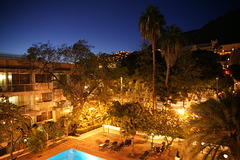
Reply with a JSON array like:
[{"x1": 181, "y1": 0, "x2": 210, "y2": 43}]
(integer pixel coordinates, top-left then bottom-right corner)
[{"x1": 46, "y1": 148, "x2": 104, "y2": 160}]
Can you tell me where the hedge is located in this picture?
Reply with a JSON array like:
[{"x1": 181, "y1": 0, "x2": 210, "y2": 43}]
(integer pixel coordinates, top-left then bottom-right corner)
[{"x1": 76, "y1": 123, "x2": 103, "y2": 134}]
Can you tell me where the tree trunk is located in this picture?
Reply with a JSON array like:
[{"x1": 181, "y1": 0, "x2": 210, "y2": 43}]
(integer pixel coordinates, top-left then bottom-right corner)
[
  {"x1": 165, "y1": 45, "x2": 170, "y2": 89},
  {"x1": 10, "y1": 120, "x2": 14, "y2": 160},
  {"x1": 165, "y1": 63, "x2": 170, "y2": 89},
  {"x1": 131, "y1": 136, "x2": 135, "y2": 157},
  {"x1": 152, "y1": 42, "x2": 156, "y2": 112}
]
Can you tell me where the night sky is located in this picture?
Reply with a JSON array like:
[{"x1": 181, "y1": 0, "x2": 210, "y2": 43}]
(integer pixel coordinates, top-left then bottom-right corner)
[{"x1": 1, "y1": 0, "x2": 239, "y2": 55}]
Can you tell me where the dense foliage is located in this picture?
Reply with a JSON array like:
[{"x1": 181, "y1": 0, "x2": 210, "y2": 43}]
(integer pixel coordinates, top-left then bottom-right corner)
[{"x1": 183, "y1": 90, "x2": 240, "y2": 160}]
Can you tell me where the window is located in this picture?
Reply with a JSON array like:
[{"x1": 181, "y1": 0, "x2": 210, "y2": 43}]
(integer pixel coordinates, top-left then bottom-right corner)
[
  {"x1": 12, "y1": 74, "x2": 30, "y2": 84},
  {"x1": 35, "y1": 74, "x2": 51, "y2": 83},
  {"x1": 59, "y1": 75, "x2": 67, "y2": 84},
  {"x1": 36, "y1": 111, "x2": 53, "y2": 122},
  {"x1": 42, "y1": 92, "x2": 52, "y2": 102}
]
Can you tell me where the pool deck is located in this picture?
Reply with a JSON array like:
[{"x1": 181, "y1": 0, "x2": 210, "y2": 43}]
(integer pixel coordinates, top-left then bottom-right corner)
[{"x1": 0, "y1": 127, "x2": 186, "y2": 160}]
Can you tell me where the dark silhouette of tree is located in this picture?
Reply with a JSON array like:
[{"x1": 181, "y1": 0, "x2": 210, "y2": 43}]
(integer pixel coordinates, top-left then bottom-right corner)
[{"x1": 139, "y1": 5, "x2": 166, "y2": 111}]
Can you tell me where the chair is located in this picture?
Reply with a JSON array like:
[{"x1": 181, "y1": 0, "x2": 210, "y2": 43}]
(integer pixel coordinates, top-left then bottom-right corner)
[
  {"x1": 114, "y1": 142, "x2": 124, "y2": 152},
  {"x1": 99, "y1": 140, "x2": 110, "y2": 150},
  {"x1": 155, "y1": 147, "x2": 160, "y2": 153},
  {"x1": 160, "y1": 142, "x2": 166, "y2": 153},
  {"x1": 125, "y1": 139, "x2": 131, "y2": 146},
  {"x1": 139, "y1": 151, "x2": 150, "y2": 160},
  {"x1": 106, "y1": 141, "x2": 118, "y2": 150},
  {"x1": 175, "y1": 150, "x2": 181, "y2": 160}
]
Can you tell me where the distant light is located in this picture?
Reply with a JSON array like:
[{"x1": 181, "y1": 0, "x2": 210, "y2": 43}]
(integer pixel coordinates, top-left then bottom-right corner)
[
  {"x1": 151, "y1": 133, "x2": 154, "y2": 136},
  {"x1": 84, "y1": 86, "x2": 88, "y2": 90},
  {"x1": 223, "y1": 154, "x2": 228, "y2": 158},
  {"x1": 222, "y1": 50, "x2": 224, "y2": 52},
  {"x1": 9, "y1": 97, "x2": 12, "y2": 102},
  {"x1": 24, "y1": 138, "x2": 27, "y2": 142},
  {"x1": 232, "y1": 48, "x2": 234, "y2": 51},
  {"x1": 201, "y1": 142, "x2": 205, "y2": 145},
  {"x1": 3, "y1": 122, "x2": 5, "y2": 124},
  {"x1": 8, "y1": 75, "x2": 12, "y2": 79}
]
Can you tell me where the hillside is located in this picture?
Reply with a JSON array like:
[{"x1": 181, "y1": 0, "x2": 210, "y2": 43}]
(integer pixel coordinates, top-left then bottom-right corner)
[{"x1": 185, "y1": 9, "x2": 240, "y2": 44}]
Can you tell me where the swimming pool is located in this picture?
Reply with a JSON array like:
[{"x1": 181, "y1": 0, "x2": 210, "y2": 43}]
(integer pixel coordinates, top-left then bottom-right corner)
[{"x1": 46, "y1": 148, "x2": 104, "y2": 160}]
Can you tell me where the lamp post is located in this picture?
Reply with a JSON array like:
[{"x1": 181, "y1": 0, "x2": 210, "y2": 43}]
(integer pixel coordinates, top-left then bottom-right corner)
[
  {"x1": 216, "y1": 77, "x2": 219, "y2": 93},
  {"x1": 151, "y1": 133, "x2": 154, "y2": 151},
  {"x1": 201, "y1": 142, "x2": 204, "y2": 154},
  {"x1": 65, "y1": 109, "x2": 71, "y2": 140}
]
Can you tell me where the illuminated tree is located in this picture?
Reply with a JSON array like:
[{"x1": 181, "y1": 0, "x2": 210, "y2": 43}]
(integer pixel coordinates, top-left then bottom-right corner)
[
  {"x1": 24, "y1": 40, "x2": 122, "y2": 124},
  {"x1": 108, "y1": 101, "x2": 148, "y2": 157},
  {"x1": 28, "y1": 128, "x2": 47, "y2": 153},
  {"x1": 0, "y1": 97, "x2": 30, "y2": 160}
]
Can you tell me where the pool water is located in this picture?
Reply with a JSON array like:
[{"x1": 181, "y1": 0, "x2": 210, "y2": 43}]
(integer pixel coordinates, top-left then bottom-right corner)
[{"x1": 46, "y1": 148, "x2": 104, "y2": 160}]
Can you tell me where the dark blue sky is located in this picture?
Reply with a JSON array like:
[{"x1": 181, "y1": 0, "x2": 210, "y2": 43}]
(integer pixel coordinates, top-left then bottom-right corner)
[{"x1": 1, "y1": 0, "x2": 239, "y2": 55}]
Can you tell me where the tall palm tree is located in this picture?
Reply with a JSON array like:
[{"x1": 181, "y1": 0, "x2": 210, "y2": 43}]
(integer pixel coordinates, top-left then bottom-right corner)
[
  {"x1": 139, "y1": 5, "x2": 166, "y2": 110},
  {"x1": 159, "y1": 24, "x2": 183, "y2": 89},
  {"x1": 183, "y1": 90, "x2": 240, "y2": 160}
]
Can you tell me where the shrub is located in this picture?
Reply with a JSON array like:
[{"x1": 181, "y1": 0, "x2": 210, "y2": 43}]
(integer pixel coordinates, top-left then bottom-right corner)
[
  {"x1": 76, "y1": 123, "x2": 102, "y2": 134},
  {"x1": 28, "y1": 128, "x2": 47, "y2": 153}
]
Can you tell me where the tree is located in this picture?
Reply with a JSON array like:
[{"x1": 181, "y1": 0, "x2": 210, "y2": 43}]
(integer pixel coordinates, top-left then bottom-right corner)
[
  {"x1": 0, "y1": 96, "x2": 30, "y2": 160},
  {"x1": 145, "y1": 110, "x2": 184, "y2": 150},
  {"x1": 159, "y1": 24, "x2": 184, "y2": 89},
  {"x1": 183, "y1": 90, "x2": 240, "y2": 160},
  {"x1": 24, "y1": 40, "x2": 121, "y2": 124},
  {"x1": 108, "y1": 101, "x2": 147, "y2": 157},
  {"x1": 139, "y1": 5, "x2": 166, "y2": 110}
]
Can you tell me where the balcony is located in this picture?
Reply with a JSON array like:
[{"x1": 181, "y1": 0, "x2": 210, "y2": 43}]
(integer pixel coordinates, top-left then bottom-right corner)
[{"x1": 0, "y1": 84, "x2": 34, "y2": 93}]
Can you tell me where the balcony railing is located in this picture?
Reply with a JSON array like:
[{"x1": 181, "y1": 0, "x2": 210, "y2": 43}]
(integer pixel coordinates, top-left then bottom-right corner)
[{"x1": 0, "y1": 84, "x2": 34, "y2": 92}]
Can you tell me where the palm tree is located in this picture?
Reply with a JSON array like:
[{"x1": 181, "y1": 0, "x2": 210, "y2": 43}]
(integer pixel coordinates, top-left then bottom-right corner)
[
  {"x1": 159, "y1": 24, "x2": 184, "y2": 89},
  {"x1": 183, "y1": 90, "x2": 240, "y2": 160},
  {"x1": 139, "y1": 5, "x2": 166, "y2": 111}
]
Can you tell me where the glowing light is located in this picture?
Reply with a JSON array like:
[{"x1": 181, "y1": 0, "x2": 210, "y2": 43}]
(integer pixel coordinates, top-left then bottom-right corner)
[
  {"x1": 177, "y1": 108, "x2": 185, "y2": 115},
  {"x1": 24, "y1": 138, "x2": 27, "y2": 142},
  {"x1": 8, "y1": 75, "x2": 12, "y2": 79},
  {"x1": 201, "y1": 142, "x2": 205, "y2": 145},
  {"x1": 0, "y1": 75, "x2": 5, "y2": 80},
  {"x1": 35, "y1": 97, "x2": 39, "y2": 100},
  {"x1": 9, "y1": 97, "x2": 12, "y2": 102},
  {"x1": 223, "y1": 154, "x2": 228, "y2": 158},
  {"x1": 89, "y1": 107, "x2": 95, "y2": 111},
  {"x1": 65, "y1": 108, "x2": 71, "y2": 113},
  {"x1": 3, "y1": 122, "x2": 5, "y2": 124}
]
